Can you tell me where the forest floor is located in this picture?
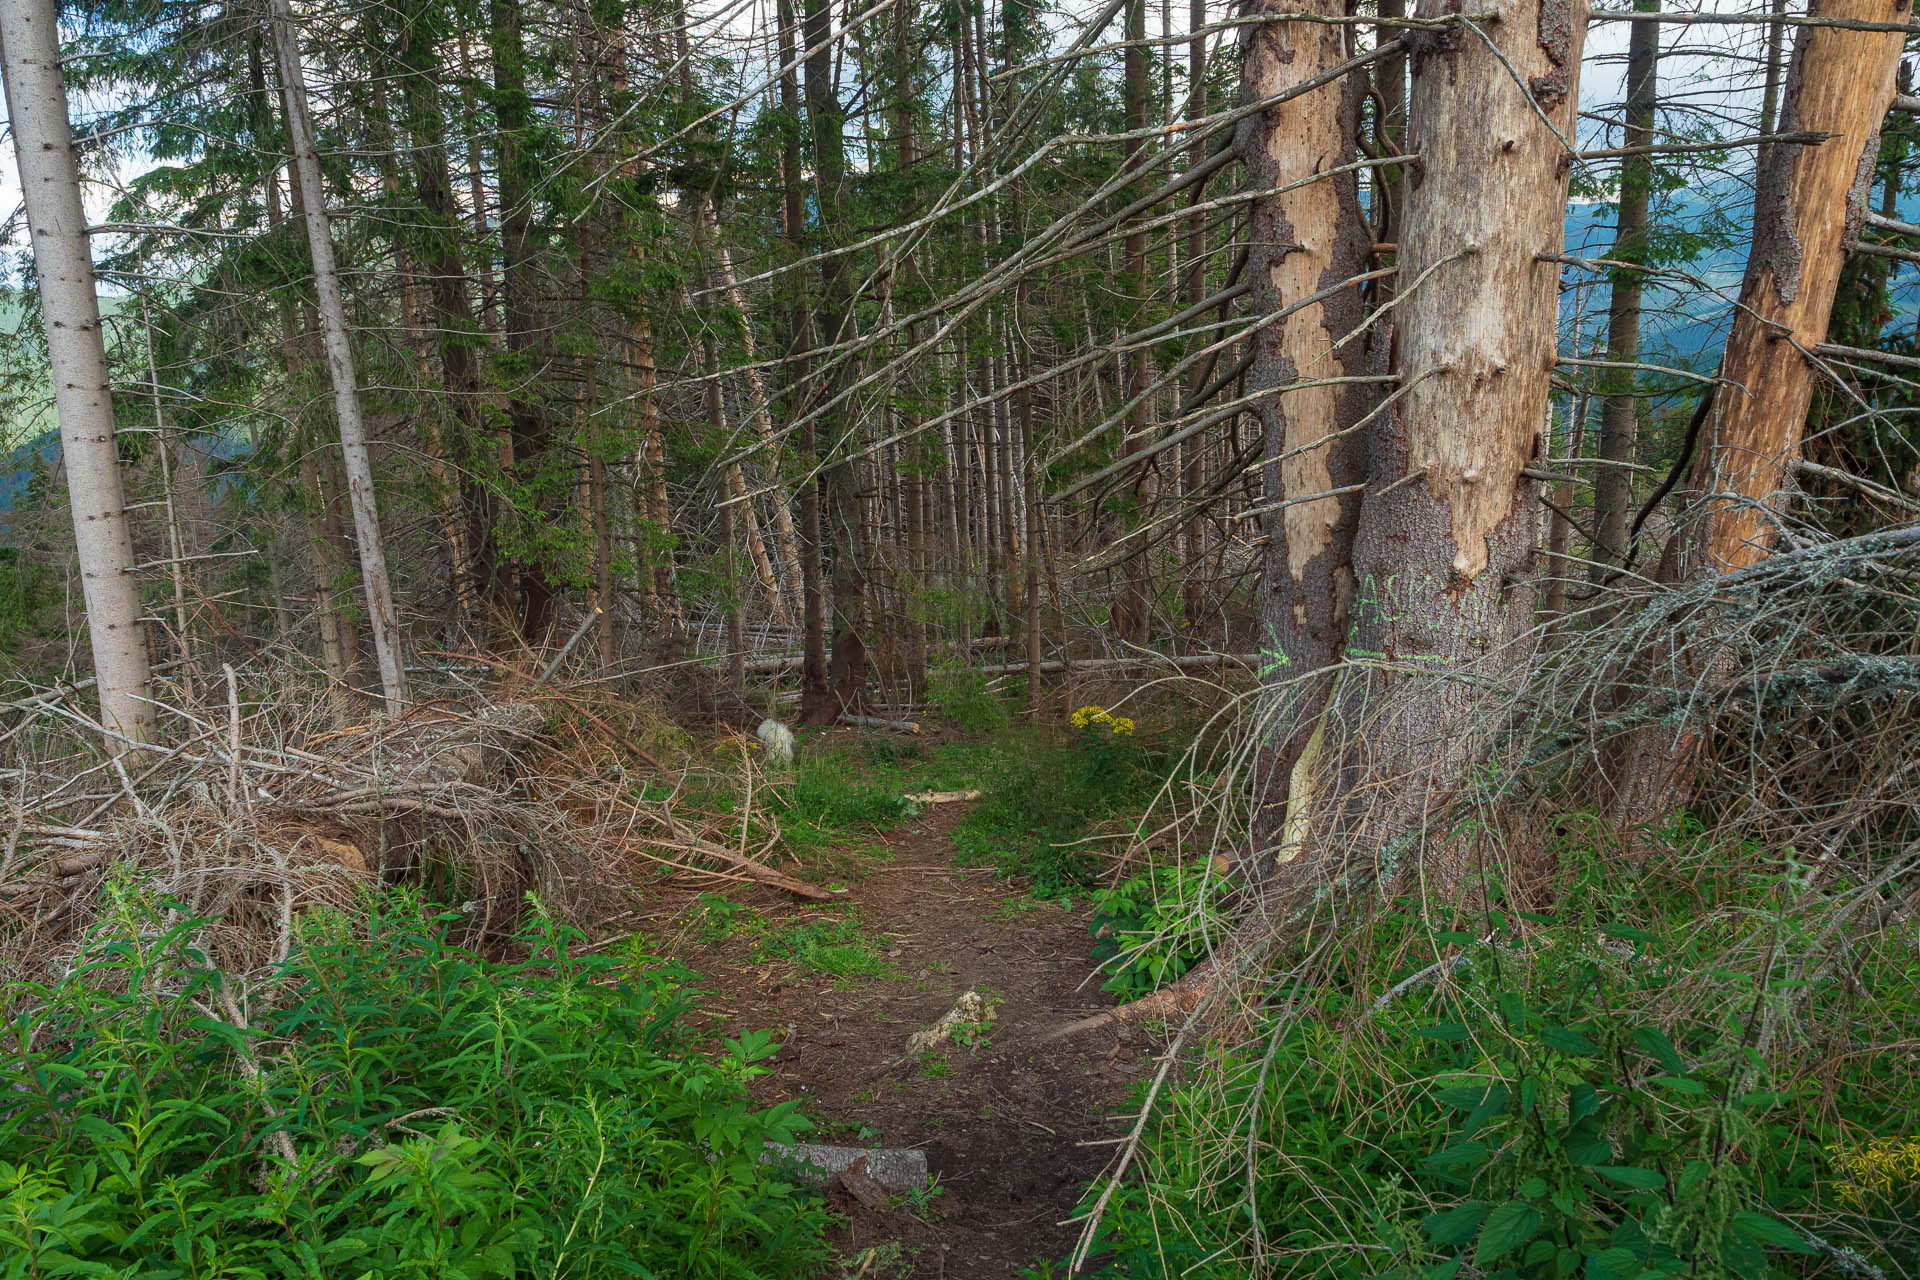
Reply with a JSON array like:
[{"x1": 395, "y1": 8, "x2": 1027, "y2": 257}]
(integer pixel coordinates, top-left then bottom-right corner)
[{"x1": 624, "y1": 787, "x2": 1152, "y2": 1279}]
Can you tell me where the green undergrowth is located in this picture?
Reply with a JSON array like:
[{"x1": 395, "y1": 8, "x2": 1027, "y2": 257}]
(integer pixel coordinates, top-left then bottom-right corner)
[
  {"x1": 953, "y1": 709, "x2": 1172, "y2": 898},
  {"x1": 0, "y1": 884, "x2": 827, "y2": 1278},
  {"x1": 692, "y1": 894, "x2": 900, "y2": 982},
  {"x1": 1062, "y1": 838, "x2": 1920, "y2": 1279},
  {"x1": 1088, "y1": 857, "x2": 1234, "y2": 998},
  {"x1": 774, "y1": 736, "x2": 999, "y2": 868}
]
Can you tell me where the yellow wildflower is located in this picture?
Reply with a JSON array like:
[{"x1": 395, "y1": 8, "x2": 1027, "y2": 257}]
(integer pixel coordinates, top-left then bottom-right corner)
[
  {"x1": 1070, "y1": 705, "x2": 1134, "y2": 736},
  {"x1": 1829, "y1": 1135, "x2": 1920, "y2": 1205}
]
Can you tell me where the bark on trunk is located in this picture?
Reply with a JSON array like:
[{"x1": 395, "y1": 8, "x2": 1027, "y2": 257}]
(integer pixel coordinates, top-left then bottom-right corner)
[
  {"x1": 397, "y1": 4, "x2": 496, "y2": 622},
  {"x1": 143, "y1": 304, "x2": 197, "y2": 687},
  {"x1": 1687, "y1": 0, "x2": 1905, "y2": 577},
  {"x1": 1589, "y1": 0, "x2": 1658, "y2": 577},
  {"x1": 699, "y1": 201, "x2": 804, "y2": 619},
  {"x1": 269, "y1": 0, "x2": 409, "y2": 717},
  {"x1": 0, "y1": 0, "x2": 157, "y2": 751},
  {"x1": 488, "y1": 0, "x2": 562, "y2": 644},
  {"x1": 1181, "y1": 0, "x2": 1211, "y2": 633},
  {"x1": 1601, "y1": 0, "x2": 1908, "y2": 825},
  {"x1": 1237, "y1": 0, "x2": 1375, "y2": 869},
  {"x1": 797, "y1": 0, "x2": 869, "y2": 723},
  {"x1": 1110, "y1": 0, "x2": 1155, "y2": 647},
  {"x1": 1280, "y1": 0, "x2": 1587, "y2": 884}
]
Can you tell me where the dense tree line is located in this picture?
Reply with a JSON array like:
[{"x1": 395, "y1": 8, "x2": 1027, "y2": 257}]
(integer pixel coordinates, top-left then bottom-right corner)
[{"x1": 3, "y1": 0, "x2": 1917, "y2": 879}]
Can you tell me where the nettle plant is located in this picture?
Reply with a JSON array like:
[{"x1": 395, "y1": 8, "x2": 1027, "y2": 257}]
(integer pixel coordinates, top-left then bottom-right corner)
[
  {"x1": 1390, "y1": 930, "x2": 1823, "y2": 1280},
  {"x1": 1089, "y1": 858, "x2": 1230, "y2": 998},
  {"x1": 0, "y1": 883, "x2": 827, "y2": 1279},
  {"x1": 1082, "y1": 853, "x2": 1920, "y2": 1280}
]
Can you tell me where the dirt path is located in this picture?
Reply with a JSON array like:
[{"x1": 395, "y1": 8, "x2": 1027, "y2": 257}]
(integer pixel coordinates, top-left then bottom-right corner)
[{"x1": 654, "y1": 803, "x2": 1152, "y2": 1278}]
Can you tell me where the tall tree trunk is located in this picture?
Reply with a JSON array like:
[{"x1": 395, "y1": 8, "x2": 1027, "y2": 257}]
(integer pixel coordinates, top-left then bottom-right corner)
[
  {"x1": 699, "y1": 202, "x2": 805, "y2": 615},
  {"x1": 1276, "y1": 0, "x2": 1587, "y2": 884},
  {"x1": 1589, "y1": 1, "x2": 1659, "y2": 577},
  {"x1": 1374, "y1": 0, "x2": 1407, "y2": 258},
  {"x1": 892, "y1": 0, "x2": 928, "y2": 699},
  {"x1": 1236, "y1": 0, "x2": 1375, "y2": 869},
  {"x1": 1018, "y1": 333, "x2": 1044, "y2": 716},
  {"x1": 1544, "y1": 387, "x2": 1591, "y2": 622},
  {"x1": 250, "y1": 40, "x2": 358, "y2": 700},
  {"x1": 578, "y1": 222, "x2": 618, "y2": 674},
  {"x1": 1181, "y1": 0, "x2": 1211, "y2": 632},
  {"x1": 1602, "y1": 0, "x2": 1907, "y2": 825},
  {"x1": 277, "y1": 160, "x2": 365, "y2": 691},
  {"x1": 300, "y1": 453, "x2": 357, "y2": 694},
  {"x1": 775, "y1": 0, "x2": 830, "y2": 713},
  {"x1": 1687, "y1": 3, "x2": 1905, "y2": 577},
  {"x1": 0, "y1": 0, "x2": 156, "y2": 752},
  {"x1": 488, "y1": 0, "x2": 561, "y2": 644},
  {"x1": 1111, "y1": 0, "x2": 1154, "y2": 646},
  {"x1": 267, "y1": 0, "x2": 409, "y2": 716},
  {"x1": 397, "y1": 3, "x2": 497, "y2": 622},
  {"x1": 142, "y1": 303, "x2": 197, "y2": 690},
  {"x1": 797, "y1": 0, "x2": 869, "y2": 722}
]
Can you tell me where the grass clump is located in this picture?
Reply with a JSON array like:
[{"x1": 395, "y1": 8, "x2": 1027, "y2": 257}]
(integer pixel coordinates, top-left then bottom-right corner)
[
  {"x1": 694, "y1": 894, "x2": 899, "y2": 981},
  {"x1": 1069, "y1": 840, "x2": 1920, "y2": 1278},
  {"x1": 1, "y1": 884, "x2": 827, "y2": 1278},
  {"x1": 760, "y1": 913, "x2": 898, "y2": 980}
]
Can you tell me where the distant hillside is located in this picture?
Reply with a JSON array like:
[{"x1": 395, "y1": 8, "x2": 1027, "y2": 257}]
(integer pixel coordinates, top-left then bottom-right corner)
[{"x1": 1562, "y1": 179, "x2": 1920, "y2": 371}]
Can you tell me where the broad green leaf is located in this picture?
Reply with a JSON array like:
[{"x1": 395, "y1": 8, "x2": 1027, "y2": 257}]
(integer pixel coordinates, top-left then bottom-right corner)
[
  {"x1": 1586, "y1": 1247, "x2": 1638, "y2": 1280},
  {"x1": 1595, "y1": 1166, "x2": 1667, "y2": 1191},
  {"x1": 1652, "y1": 1075, "x2": 1708, "y2": 1096},
  {"x1": 1730, "y1": 1211, "x2": 1814, "y2": 1253},
  {"x1": 1540, "y1": 1025, "x2": 1599, "y2": 1056},
  {"x1": 1424, "y1": 1141, "x2": 1489, "y2": 1170},
  {"x1": 1631, "y1": 1028, "x2": 1686, "y2": 1074},
  {"x1": 1424, "y1": 1200, "x2": 1494, "y2": 1245},
  {"x1": 1475, "y1": 1200, "x2": 1542, "y2": 1266},
  {"x1": 1415, "y1": 1022, "x2": 1475, "y2": 1042}
]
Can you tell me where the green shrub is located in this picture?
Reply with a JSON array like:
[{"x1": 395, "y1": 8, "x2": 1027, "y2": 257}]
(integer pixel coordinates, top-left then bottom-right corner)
[
  {"x1": 1074, "y1": 846, "x2": 1920, "y2": 1279},
  {"x1": 927, "y1": 664, "x2": 1013, "y2": 733},
  {"x1": 1088, "y1": 858, "x2": 1231, "y2": 998},
  {"x1": 0, "y1": 884, "x2": 828, "y2": 1278}
]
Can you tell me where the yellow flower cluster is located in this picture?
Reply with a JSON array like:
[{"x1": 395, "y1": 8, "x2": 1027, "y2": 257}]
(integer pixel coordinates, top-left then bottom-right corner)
[
  {"x1": 1829, "y1": 1135, "x2": 1920, "y2": 1205},
  {"x1": 1070, "y1": 705, "x2": 1135, "y2": 736}
]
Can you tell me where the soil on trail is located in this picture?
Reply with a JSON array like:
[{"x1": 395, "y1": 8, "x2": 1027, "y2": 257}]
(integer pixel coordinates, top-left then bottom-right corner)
[{"x1": 644, "y1": 801, "x2": 1154, "y2": 1278}]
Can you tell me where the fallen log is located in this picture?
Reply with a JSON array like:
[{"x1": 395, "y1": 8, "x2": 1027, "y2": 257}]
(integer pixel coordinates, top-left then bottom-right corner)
[
  {"x1": 1040, "y1": 959, "x2": 1219, "y2": 1043},
  {"x1": 975, "y1": 652, "x2": 1260, "y2": 677},
  {"x1": 838, "y1": 714, "x2": 920, "y2": 734},
  {"x1": 765, "y1": 1142, "x2": 928, "y2": 1192}
]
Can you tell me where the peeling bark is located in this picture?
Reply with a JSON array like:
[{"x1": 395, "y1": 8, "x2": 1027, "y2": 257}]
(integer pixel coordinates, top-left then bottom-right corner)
[
  {"x1": 1298, "y1": 0, "x2": 1587, "y2": 882},
  {"x1": 1602, "y1": 0, "x2": 1908, "y2": 826},
  {"x1": 1236, "y1": 0, "x2": 1375, "y2": 870},
  {"x1": 1689, "y1": 0, "x2": 1907, "y2": 577}
]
